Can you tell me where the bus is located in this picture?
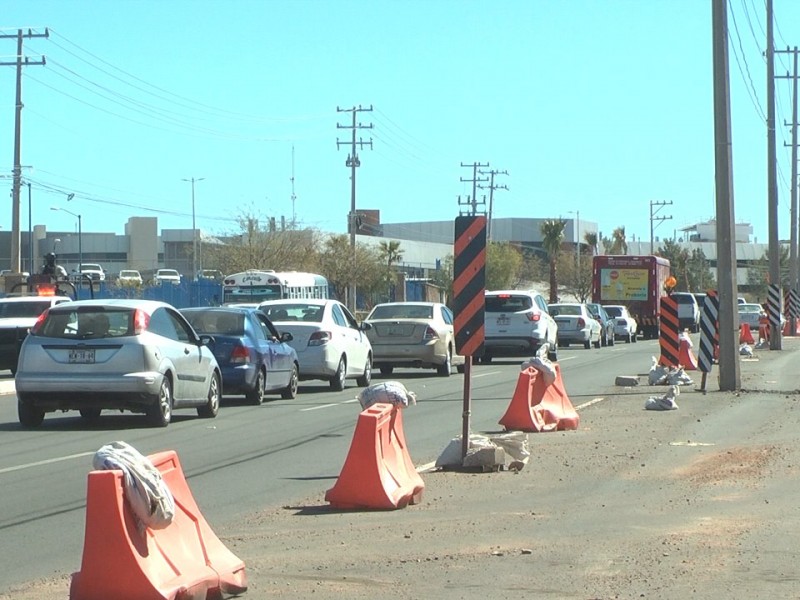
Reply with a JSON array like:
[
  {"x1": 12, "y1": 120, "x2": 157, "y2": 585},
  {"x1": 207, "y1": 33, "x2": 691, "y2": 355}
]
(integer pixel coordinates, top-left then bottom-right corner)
[{"x1": 222, "y1": 270, "x2": 329, "y2": 305}]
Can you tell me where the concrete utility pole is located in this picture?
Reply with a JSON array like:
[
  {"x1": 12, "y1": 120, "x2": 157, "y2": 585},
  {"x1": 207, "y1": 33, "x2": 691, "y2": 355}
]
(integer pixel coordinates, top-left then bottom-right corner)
[
  {"x1": 458, "y1": 162, "x2": 489, "y2": 217},
  {"x1": 766, "y1": 0, "x2": 782, "y2": 350},
  {"x1": 182, "y1": 177, "x2": 205, "y2": 280},
  {"x1": 336, "y1": 105, "x2": 373, "y2": 313},
  {"x1": 777, "y1": 46, "x2": 799, "y2": 335},
  {"x1": 649, "y1": 200, "x2": 673, "y2": 255},
  {"x1": 712, "y1": 0, "x2": 741, "y2": 390},
  {"x1": 1, "y1": 28, "x2": 48, "y2": 274},
  {"x1": 478, "y1": 168, "x2": 508, "y2": 242}
]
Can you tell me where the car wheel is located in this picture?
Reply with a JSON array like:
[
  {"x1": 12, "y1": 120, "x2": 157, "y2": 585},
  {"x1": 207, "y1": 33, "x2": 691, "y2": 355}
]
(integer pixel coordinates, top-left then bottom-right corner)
[
  {"x1": 281, "y1": 363, "x2": 299, "y2": 399},
  {"x1": 632, "y1": 332, "x2": 638, "y2": 343},
  {"x1": 330, "y1": 356, "x2": 347, "y2": 391},
  {"x1": 18, "y1": 395, "x2": 44, "y2": 428},
  {"x1": 79, "y1": 408, "x2": 101, "y2": 421},
  {"x1": 357, "y1": 355, "x2": 372, "y2": 387},
  {"x1": 148, "y1": 377, "x2": 173, "y2": 427},
  {"x1": 198, "y1": 372, "x2": 220, "y2": 418},
  {"x1": 380, "y1": 365, "x2": 394, "y2": 375},
  {"x1": 480, "y1": 353, "x2": 493, "y2": 364},
  {"x1": 456, "y1": 363, "x2": 465, "y2": 373},
  {"x1": 246, "y1": 368, "x2": 266, "y2": 405},
  {"x1": 601, "y1": 332, "x2": 607, "y2": 347},
  {"x1": 584, "y1": 339, "x2": 591, "y2": 349},
  {"x1": 608, "y1": 331, "x2": 615, "y2": 346},
  {"x1": 437, "y1": 348, "x2": 452, "y2": 377},
  {"x1": 547, "y1": 343, "x2": 558, "y2": 362}
]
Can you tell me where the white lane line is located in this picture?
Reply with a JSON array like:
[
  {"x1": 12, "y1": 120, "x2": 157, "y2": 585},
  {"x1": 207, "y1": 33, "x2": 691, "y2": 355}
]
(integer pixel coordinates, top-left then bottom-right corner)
[
  {"x1": 574, "y1": 397, "x2": 605, "y2": 411},
  {"x1": 0, "y1": 451, "x2": 94, "y2": 475},
  {"x1": 300, "y1": 403, "x2": 340, "y2": 412},
  {"x1": 556, "y1": 356, "x2": 576, "y2": 361},
  {"x1": 473, "y1": 370, "x2": 501, "y2": 378}
]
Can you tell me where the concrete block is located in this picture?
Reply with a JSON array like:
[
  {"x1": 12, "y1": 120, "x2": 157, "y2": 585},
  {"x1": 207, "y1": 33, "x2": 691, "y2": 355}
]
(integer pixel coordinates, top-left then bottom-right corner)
[{"x1": 615, "y1": 375, "x2": 640, "y2": 386}]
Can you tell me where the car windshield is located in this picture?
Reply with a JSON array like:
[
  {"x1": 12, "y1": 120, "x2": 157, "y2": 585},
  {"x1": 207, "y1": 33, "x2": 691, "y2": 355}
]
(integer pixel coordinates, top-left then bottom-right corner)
[
  {"x1": 159, "y1": 270, "x2": 179, "y2": 277},
  {"x1": 260, "y1": 303, "x2": 323, "y2": 322},
  {"x1": 183, "y1": 310, "x2": 244, "y2": 335},
  {"x1": 0, "y1": 301, "x2": 53, "y2": 319},
  {"x1": 120, "y1": 271, "x2": 139, "y2": 277},
  {"x1": 36, "y1": 308, "x2": 133, "y2": 339},
  {"x1": 485, "y1": 295, "x2": 533, "y2": 313},
  {"x1": 739, "y1": 305, "x2": 762, "y2": 314},
  {"x1": 369, "y1": 304, "x2": 433, "y2": 319},
  {"x1": 604, "y1": 306, "x2": 622, "y2": 317}
]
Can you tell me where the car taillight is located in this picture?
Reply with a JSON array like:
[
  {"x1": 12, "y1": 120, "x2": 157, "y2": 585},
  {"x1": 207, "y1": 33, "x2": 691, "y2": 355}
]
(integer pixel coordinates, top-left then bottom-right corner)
[
  {"x1": 526, "y1": 311, "x2": 540, "y2": 322},
  {"x1": 30, "y1": 309, "x2": 49, "y2": 335},
  {"x1": 423, "y1": 326, "x2": 437, "y2": 340},
  {"x1": 308, "y1": 331, "x2": 332, "y2": 346},
  {"x1": 133, "y1": 308, "x2": 150, "y2": 334},
  {"x1": 230, "y1": 344, "x2": 251, "y2": 364},
  {"x1": 577, "y1": 317, "x2": 586, "y2": 328}
]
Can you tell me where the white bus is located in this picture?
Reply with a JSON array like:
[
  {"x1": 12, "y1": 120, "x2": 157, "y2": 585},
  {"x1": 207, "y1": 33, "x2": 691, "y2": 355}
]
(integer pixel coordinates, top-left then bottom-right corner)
[{"x1": 222, "y1": 270, "x2": 329, "y2": 305}]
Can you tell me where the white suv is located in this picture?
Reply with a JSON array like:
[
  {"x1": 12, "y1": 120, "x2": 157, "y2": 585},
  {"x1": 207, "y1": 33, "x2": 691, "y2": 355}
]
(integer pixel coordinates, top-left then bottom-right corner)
[
  {"x1": 154, "y1": 269, "x2": 181, "y2": 285},
  {"x1": 482, "y1": 290, "x2": 558, "y2": 362},
  {"x1": 671, "y1": 292, "x2": 700, "y2": 333},
  {"x1": 76, "y1": 263, "x2": 105, "y2": 282}
]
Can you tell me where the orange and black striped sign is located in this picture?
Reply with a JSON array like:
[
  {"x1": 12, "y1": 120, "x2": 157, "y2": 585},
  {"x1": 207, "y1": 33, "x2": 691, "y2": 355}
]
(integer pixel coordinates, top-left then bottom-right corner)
[
  {"x1": 659, "y1": 295, "x2": 679, "y2": 367},
  {"x1": 453, "y1": 216, "x2": 486, "y2": 357}
]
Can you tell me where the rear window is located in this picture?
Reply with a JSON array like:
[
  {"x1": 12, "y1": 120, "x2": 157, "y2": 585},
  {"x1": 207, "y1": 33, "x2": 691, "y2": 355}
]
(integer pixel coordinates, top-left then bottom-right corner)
[
  {"x1": 673, "y1": 294, "x2": 695, "y2": 305},
  {"x1": 604, "y1": 306, "x2": 622, "y2": 318},
  {"x1": 37, "y1": 308, "x2": 134, "y2": 339},
  {"x1": 549, "y1": 305, "x2": 581, "y2": 317},
  {"x1": 183, "y1": 311, "x2": 244, "y2": 335},
  {"x1": 0, "y1": 301, "x2": 53, "y2": 319},
  {"x1": 369, "y1": 304, "x2": 433, "y2": 319},
  {"x1": 260, "y1": 303, "x2": 322, "y2": 322},
  {"x1": 485, "y1": 295, "x2": 533, "y2": 313}
]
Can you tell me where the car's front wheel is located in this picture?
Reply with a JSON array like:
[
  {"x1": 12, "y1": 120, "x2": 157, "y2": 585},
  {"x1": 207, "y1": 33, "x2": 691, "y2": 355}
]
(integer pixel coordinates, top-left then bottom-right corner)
[
  {"x1": 281, "y1": 363, "x2": 299, "y2": 399},
  {"x1": 80, "y1": 408, "x2": 101, "y2": 421},
  {"x1": 18, "y1": 395, "x2": 44, "y2": 428},
  {"x1": 148, "y1": 377, "x2": 173, "y2": 427},
  {"x1": 330, "y1": 356, "x2": 347, "y2": 391},
  {"x1": 380, "y1": 365, "x2": 394, "y2": 375},
  {"x1": 197, "y1": 372, "x2": 220, "y2": 418},
  {"x1": 356, "y1": 356, "x2": 372, "y2": 387},
  {"x1": 246, "y1": 368, "x2": 266, "y2": 405}
]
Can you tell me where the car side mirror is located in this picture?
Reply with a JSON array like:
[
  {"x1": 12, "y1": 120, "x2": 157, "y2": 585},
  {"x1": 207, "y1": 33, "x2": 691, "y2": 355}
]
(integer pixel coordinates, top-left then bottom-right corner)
[
  {"x1": 198, "y1": 334, "x2": 215, "y2": 347},
  {"x1": 360, "y1": 322, "x2": 372, "y2": 331},
  {"x1": 280, "y1": 331, "x2": 293, "y2": 342}
]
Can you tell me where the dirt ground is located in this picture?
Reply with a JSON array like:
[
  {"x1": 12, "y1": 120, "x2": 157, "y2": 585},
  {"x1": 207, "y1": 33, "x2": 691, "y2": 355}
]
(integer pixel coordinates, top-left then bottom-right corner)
[{"x1": 3, "y1": 348, "x2": 800, "y2": 600}]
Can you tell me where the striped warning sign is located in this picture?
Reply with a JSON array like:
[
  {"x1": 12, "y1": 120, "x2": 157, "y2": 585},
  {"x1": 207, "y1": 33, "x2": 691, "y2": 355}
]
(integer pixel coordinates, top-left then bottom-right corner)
[
  {"x1": 453, "y1": 216, "x2": 486, "y2": 357},
  {"x1": 659, "y1": 295, "x2": 679, "y2": 367},
  {"x1": 698, "y1": 291, "x2": 719, "y2": 373}
]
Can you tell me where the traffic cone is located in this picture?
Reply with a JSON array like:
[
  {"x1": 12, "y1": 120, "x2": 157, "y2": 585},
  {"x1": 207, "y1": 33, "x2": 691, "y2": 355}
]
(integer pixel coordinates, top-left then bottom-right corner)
[
  {"x1": 739, "y1": 323, "x2": 755, "y2": 345},
  {"x1": 678, "y1": 335, "x2": 698, "y2": 371}
]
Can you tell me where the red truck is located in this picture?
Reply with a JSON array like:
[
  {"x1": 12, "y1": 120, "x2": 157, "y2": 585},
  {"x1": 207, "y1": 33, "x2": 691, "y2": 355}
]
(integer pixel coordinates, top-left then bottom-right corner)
[{"x1": 591, "y1": 255, "x2": 672, "y2": 340}]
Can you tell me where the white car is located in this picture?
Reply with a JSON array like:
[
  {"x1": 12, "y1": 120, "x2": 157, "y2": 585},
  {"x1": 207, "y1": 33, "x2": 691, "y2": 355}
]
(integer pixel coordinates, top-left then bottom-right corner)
[
  {"x1": 671, "y1": 292, "x2": 700, "y2": 333},
  {"x1": 483, "y1": 290, "x2": 558, "y2": 362},
  {"x1": 548, "y1": 303, "x2": 602, "y2": 349},
  {"x1": 154, "y1": 269, "x2": 181, "y2": 285},
  {"x1": 0, "y1": 295, "x2": 73, "y2": 374},
  {"x1": 75, "y1": 263, "x2": 105, "y2": 283},
  {"x1": 603, "y1": 304, "x2": 638, "y2": 343},
  {"x1": 738, "y1": 303, "x2": 765, "y2": 331},
  {"x1": 258, "y1": 299, "x2": 373, "y2": 391},
  {"x1": 118, "y1": 269, "x2": 143, "y2": 286}
]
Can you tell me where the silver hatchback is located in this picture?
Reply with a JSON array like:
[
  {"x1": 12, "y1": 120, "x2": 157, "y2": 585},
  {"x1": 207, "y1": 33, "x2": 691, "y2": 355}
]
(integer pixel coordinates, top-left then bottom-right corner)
[{"x1": 15, "y1": 299, "x2": 222, "y2": 428}]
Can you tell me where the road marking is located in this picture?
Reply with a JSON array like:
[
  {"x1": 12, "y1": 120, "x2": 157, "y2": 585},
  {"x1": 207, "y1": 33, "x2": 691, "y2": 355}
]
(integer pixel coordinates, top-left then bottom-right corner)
[
  {"x1": 473, "y1": 370, "x2": 501, "y2": 378},
  {"x1": 574, "y1": 397, "x2": 605, "y2": 411},
  {"x1": 300, "y1": 403, "x2": 340, "y2": 412},
  {"x1": 557, "y1": 355, "x2": 576, "y2": 361},
  {"x1": 0, "y1": 451, "x2": 94, "y2": 475}
]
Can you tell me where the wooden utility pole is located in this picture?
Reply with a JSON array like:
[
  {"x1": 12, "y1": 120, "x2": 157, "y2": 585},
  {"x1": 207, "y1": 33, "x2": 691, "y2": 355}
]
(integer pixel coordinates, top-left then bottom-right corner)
[
  {"x1": 1, "y1": 28, "x2": 48, "y2": 274},
  {"x1": 766, "y1": 0, "x2": 782, "y2": 350},
  {"x1": 478, "y1": 168, "x2": 508, "y2": 242},
  {"x1": 458, "y1": 162, "x2": 489, "y2": 216},
  {"x1": 336, "y1": 105, "x2": 372, "y2": 313}
]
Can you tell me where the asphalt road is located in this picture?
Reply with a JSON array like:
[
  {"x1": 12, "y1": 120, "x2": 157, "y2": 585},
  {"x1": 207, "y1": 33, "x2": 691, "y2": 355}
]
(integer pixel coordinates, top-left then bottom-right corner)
[{"x1": 4, "y1": 335, "x2": 798, "y2": 599}]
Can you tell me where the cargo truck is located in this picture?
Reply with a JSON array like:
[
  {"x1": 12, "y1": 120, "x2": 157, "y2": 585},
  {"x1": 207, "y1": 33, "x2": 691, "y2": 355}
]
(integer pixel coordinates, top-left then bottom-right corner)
[{"x1": 591, "y1": 255, "x2": 672, "y2": 340}]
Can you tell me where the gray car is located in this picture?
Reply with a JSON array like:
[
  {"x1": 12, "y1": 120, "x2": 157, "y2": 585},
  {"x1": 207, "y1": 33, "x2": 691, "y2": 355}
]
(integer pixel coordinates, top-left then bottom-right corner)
[{"x1": 15, "y1": 299, "x2": 221, "y2": 428}]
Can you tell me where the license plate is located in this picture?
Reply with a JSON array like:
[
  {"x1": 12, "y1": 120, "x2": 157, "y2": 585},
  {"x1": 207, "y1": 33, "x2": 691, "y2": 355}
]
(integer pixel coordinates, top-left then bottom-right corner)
[
  {"x1": 496, "y1": 316, "x2": 509, "y2": 326},
  {"x1": 387, "y1": 326, "x2": 405, "y2": 336},
  {"x1": 69, "y1": 349, "x2": 95, "y2": 364}
]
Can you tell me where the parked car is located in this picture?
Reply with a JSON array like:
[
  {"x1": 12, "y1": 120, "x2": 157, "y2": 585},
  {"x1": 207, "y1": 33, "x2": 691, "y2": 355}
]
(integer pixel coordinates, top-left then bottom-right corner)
[
  {"x1": 738, "y1": 303, "x2": 766, "y2": 331},
  {"x1": 117, "y1": 269, "x2": 143, "y2": 286},
  {"x1": 196, "y1": 269, "x2": 224, "y2": 282},
  {"x1": 154, "y1": 269, "x2": 181, "y2": 285},
  {"x1": 671, "y1": 292, "x2": 701, "y2": 333},
  {"x1": 585, "y1": 302, "x2": 615, "y2": 347},
  {"x1": 0, "y1": 294, "x2": 72, "y2": 375},
  {"x1": 15, "y1": 299, "x2": 221, "y2": 428},
  {"x1": 363, "y1": 301, "x2": 465, "y2": 376},
  {"x1": 548, "y1": 303, "x2": 602, "y2": 349},
  {"x1": 74, "y1": 263, "x2": 105, "y2": 283},
  {"x1": 603, "y1": 304, "x2": 638, "y2": 343},
  {"x1": 180, "y1": 306, "x2": 298, "y2": 403},
  {"x1": 483, "y1": 290, "x2": 558, "y2": 362},
  {"x1": 257, "y1": 299, "x2": 372, "y2": 391}
]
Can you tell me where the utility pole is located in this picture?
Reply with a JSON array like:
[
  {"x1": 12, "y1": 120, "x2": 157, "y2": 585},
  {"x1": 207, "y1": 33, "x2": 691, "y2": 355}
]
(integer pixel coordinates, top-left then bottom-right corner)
[
  {"x1": 777, "y1": 46, "x2": 799, "y2": 336},
  {"x1": 712, "y1": 0, "x2": 741, "y2": 390},
  {"x1": 290, "y1": 145, "x2": 297, "y2": 227},
  {"x1": 1, "y1": 28, "x2": 48, "y2": 274},
  {"x1": 336, "y1": 105, "x2": 373, "y2": 313},
  {"x1": 766, "y1": 0, "x2": 782, "y2": 350},
  {"x1": 458, "y1": 162, "x2": 489, "y2": 217},
  {"x1": 478, "y1": 169, "x2": 508, "y2": 242},
  {"x1": 649, "y1": 200, "x2": 673, "y2": 254}
]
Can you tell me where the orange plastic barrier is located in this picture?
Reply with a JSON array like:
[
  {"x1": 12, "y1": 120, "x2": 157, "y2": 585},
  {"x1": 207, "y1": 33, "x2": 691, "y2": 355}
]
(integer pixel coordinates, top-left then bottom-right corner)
[
  {"x1": 678, "y1": 337, "x2": 698, "y2": 370},
  {"x1": 499, "y1": 365, "x2": 580, "y2": 433},
  {"x1": 70, "y1": 450, "x2": 247, "y2": 600},
  {"x1": 739, "y1": 323, "x2": 755, "y2": 345},
  {"x1": 325, "y1": 403, "x2": 424, "y2": 510}
]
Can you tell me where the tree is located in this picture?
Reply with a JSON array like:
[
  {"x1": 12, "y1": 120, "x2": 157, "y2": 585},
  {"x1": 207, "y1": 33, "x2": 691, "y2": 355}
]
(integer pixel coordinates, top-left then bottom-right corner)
[
  {"x1": 486, "y1": 241, "x2": 523, "y2": 290},
  {"x1": 656, "y1": 240, "x2": 716, "y2": 292},
  {"x1": 378, "y1": 240, "x2": 404, "y2": 296},
  {"x1": 583, "y1": 231, "x2": 598, "y2": 256},
  {"x1": 558, "y1": 251, "x2": 593, "y2": 302},
  {"x1": 746, "y1": 246, "x2": 790, "y2": 302},
  {"x1": 318, "y1": 234, "x2": 384, "y2": 307},
  {"x1": 608, "y1": 226, "x2": 628, "y2": 255},
  {"x1": 429, "y1": 254, "x2": 454, "y2": 306},
  {"x1": 540, "y1": 219, "x2": 566, "y2": 303}
]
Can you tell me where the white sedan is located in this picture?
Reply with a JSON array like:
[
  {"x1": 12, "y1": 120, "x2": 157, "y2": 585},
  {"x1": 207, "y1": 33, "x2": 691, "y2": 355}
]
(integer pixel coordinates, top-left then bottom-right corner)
[
  {"x1": 548, "y1": 302, "x2": 602, "y2": 349},
  {"x1": 258, "y1": 299, "x2": 373, "y2": 391},
  {"x1": 603, "y1": 304, "x2": 638, "y2": 343}
]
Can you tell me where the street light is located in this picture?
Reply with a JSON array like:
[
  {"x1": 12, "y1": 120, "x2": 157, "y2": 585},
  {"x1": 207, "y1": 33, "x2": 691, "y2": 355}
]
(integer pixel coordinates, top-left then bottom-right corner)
[
  {"x1": 182, "y1": 177, "x2": 205, "y2": 280},
  {"x1": 50, "y1": 206, "x2": 81, "y2": 280}
]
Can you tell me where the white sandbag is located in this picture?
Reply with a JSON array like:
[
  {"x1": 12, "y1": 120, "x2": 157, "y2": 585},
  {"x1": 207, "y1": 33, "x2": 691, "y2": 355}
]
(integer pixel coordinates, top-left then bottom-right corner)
[
  {"x1": 93, "y1": 441, "x2": 175, "y2": 531},
  {"x1": 357, "y1": 381, "x2": 417, "y2": 410},
  {"x1": 740, "y1": 343, "x2": 754, "y2": 356},
  {"x1": 520, "y1": 356, "x2": 556, "y2": 385},
  {"x1": 645, "y1": 385, "x2": 679, "y2": 411}
]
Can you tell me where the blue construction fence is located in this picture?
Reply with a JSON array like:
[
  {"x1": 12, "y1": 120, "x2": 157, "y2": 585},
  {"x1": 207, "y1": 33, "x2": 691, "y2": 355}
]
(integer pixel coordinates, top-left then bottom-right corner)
[{"x1": 63, "y1": 280, "x2": 224, "y2": 308}]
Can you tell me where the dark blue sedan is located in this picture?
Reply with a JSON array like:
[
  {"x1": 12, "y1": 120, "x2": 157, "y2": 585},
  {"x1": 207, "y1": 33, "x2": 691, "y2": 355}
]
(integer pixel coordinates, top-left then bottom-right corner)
[{"x1": 181, "y1": 307, "x2": 298, "y2": 403}]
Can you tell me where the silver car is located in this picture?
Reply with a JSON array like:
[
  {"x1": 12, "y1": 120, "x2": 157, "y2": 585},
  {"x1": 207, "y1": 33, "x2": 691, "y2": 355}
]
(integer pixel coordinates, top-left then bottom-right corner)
[
  {"x1": 15, "y1": 299, "x2": 221, "y2": 428},
  {"x1": 548, "y1": 302, "x2": 602, "y2": 349}
]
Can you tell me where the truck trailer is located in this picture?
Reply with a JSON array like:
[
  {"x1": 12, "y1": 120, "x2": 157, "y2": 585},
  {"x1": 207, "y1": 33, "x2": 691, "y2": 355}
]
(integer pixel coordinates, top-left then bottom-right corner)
[{"x1": 591, "y1": 255, "x2": 672, "y2": 340}]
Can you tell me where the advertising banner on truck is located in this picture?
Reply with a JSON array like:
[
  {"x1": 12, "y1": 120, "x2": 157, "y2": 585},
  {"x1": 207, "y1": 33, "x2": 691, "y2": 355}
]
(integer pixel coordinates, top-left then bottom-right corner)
[{"x1": 598, "y1": 268, "x2": 649, "y2": 301}]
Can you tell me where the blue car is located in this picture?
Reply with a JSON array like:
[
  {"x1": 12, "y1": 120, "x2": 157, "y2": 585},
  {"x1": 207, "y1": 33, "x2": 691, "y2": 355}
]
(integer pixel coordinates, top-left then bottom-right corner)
[{"x1": 181, "y1": 306, "x2": 299, "y2": 404}]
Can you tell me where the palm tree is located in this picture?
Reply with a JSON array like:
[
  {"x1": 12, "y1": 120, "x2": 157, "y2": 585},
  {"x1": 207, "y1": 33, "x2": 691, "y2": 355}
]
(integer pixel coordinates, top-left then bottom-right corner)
[
  {"x1": 378, "y1": 240, "x2": 404, "y2": 298},
  {"x1": 540, "y1": 219, "x2": 566, "y2": 303},
  {"x1": 583, "y1": 231, "x2": 598, "y2": 256},
  {"x1": 609, "y1": 226, "x2": 627, "y2": 255}
]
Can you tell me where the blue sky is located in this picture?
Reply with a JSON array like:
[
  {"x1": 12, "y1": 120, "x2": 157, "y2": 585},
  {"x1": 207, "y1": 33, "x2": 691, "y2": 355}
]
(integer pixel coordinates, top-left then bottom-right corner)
[{"x1": 2, "y1": 0, "x2": 800, "y2": 247}]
